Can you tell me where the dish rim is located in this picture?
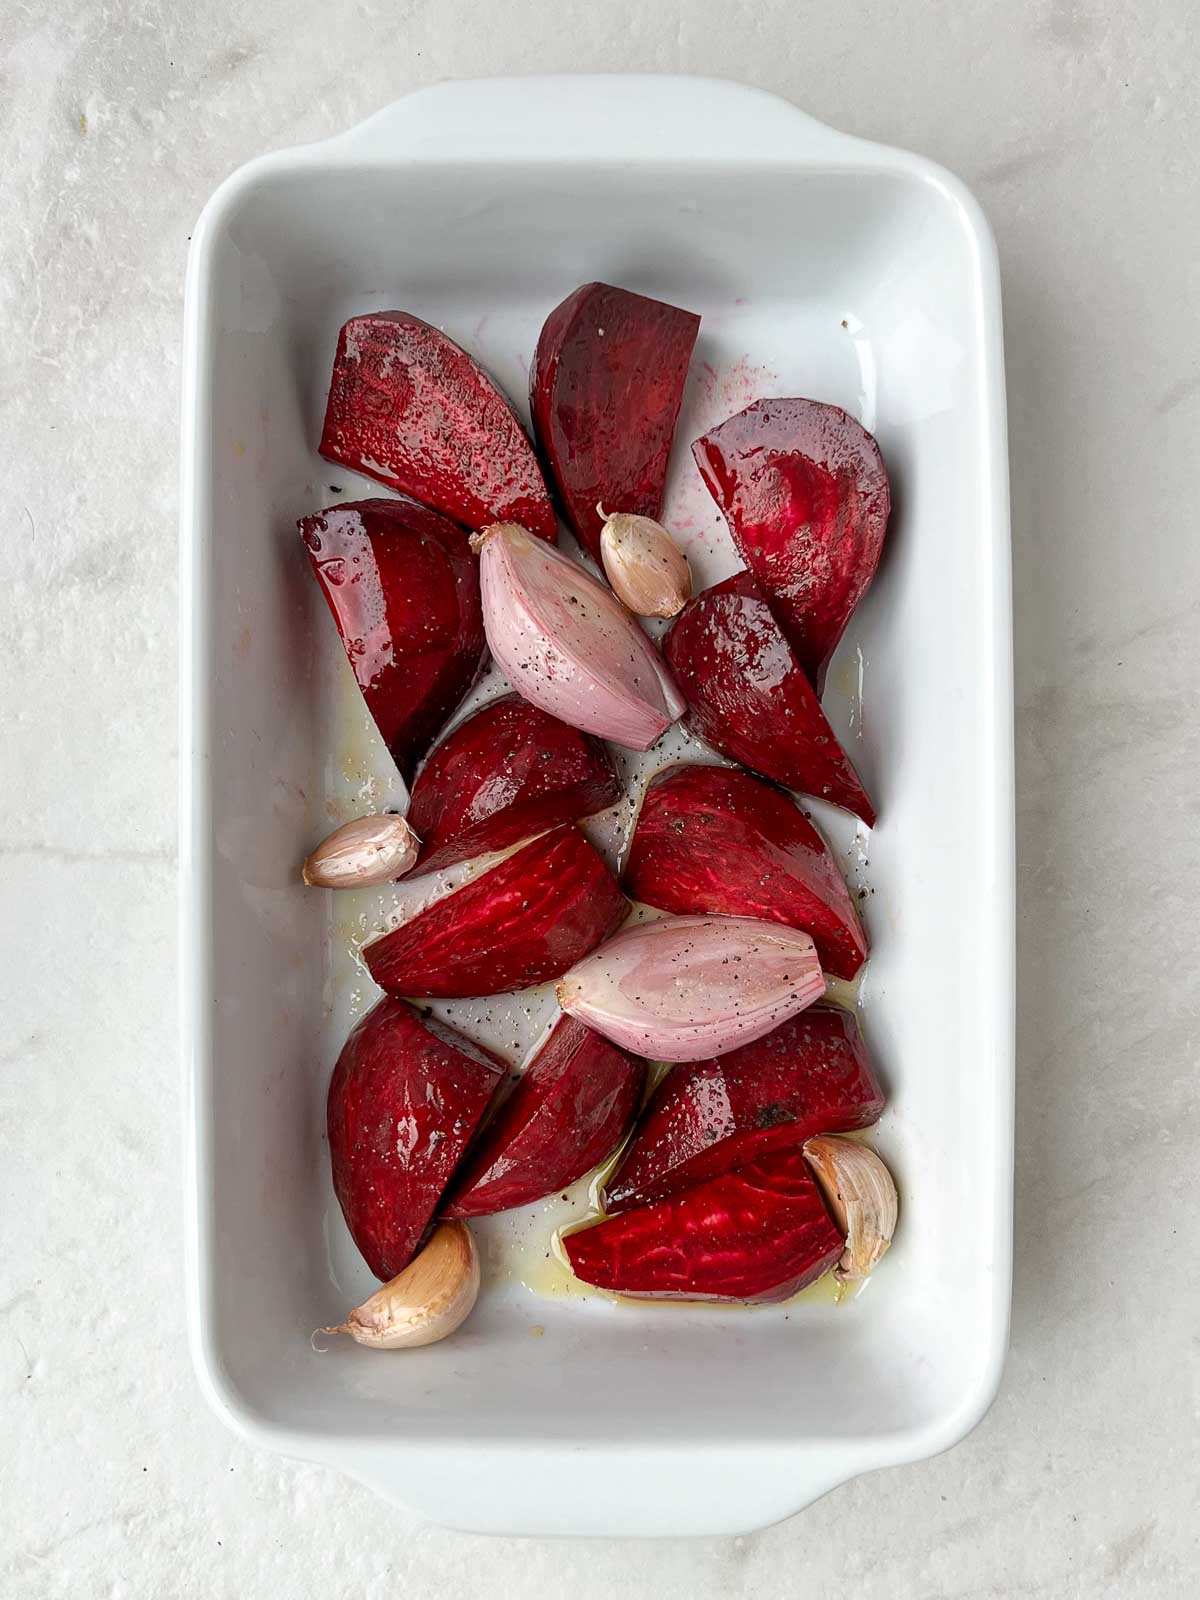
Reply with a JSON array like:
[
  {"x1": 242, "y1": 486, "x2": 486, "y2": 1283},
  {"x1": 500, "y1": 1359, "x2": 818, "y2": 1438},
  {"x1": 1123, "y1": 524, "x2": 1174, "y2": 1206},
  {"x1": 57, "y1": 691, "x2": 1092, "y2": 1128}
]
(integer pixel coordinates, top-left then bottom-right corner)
[{"x1": 178, "y1": 73, "x2": 1014, "y2": 1534}]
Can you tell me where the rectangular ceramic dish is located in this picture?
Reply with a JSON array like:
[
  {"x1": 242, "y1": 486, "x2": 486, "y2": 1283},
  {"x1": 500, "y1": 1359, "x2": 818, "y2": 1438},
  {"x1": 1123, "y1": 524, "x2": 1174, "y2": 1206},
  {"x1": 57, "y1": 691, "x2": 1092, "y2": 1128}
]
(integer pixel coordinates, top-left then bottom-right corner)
[{"x1": 180, "y1": 75, "x2": 1014, "y2": 1537}]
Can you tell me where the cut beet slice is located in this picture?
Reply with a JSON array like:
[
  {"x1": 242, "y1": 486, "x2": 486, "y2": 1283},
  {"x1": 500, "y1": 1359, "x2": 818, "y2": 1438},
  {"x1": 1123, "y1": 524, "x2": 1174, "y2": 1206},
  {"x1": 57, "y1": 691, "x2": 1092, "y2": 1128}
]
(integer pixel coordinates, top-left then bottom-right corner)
[
  {"x1": 406, "y1": 693, "x2": 621, "y2": 876},
  {"x1": 664, "y1": 570, "x2": 876, "y2": 825},
  {"x1": 362, "y1": 827, "x2": 627, "y2": 999},
  {"x1": 624, "y1": 763, "x2": 867, "y2": 979},
  {"x1": 603, "y1": 1006, "x2": 883, "y2": 1214},
  {"x1": 531, "y1": 283, "x2": 700, "y2": 562},
  {"x1": 565, "y1": 1147, "x2": 843, "y2": 1301},
  {"x1": 442, "y1": 1018, "x2": 645, "y2": 1218},
  {"x1": 300, "y1": 498, "x2": 485, "y2": 782},
  {"x1": 327, "y1": 996, "x2": 506, "y2": 1280},
  {"x1": 693, "y1": 398, "x2": 890, "y2": 693},
  {"x1": 319, "y1": 311, "x2": 556, "y2": 541}
]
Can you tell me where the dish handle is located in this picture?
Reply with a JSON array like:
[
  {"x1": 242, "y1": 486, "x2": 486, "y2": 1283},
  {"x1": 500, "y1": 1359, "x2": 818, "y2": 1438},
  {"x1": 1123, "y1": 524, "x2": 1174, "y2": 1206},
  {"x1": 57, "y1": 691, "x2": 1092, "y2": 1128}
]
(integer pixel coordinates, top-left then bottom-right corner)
[
  {"x1": 338, "y1": 1438, "x2": 878, "y2": 1537},
  {"x1": 327, "y1": 75, "x2": 873, "y2": 168}
]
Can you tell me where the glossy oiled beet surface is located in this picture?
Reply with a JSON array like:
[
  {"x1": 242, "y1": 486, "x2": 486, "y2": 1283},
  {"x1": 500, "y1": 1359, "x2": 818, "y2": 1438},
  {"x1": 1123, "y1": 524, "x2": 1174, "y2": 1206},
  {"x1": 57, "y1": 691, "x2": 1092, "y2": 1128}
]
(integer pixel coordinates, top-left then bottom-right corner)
[
  {"x1": 665, "y1": 570, "x2": 876, "y2": 825},
  {"x1": 443, "y1": 1017, "x2": 645, "y2": 1218},
  {"x1": 694, "y1": 398, "x2": 890, "y2": 693},
  {"x1": 603, "y1": 1006, "x2": 884, "y2": 1214},
  {"x1": 624, "y1": 763, "x2": 868, "y2": 979},
  {"x1": 300, "y1": 497, "x2": 485, "y2": 782},
  {"x1": 362, "y1": 827, "x2": 628, "y2": 999},
  {"x1": 327, "y1": 997, "x2": 506, "y2": 1280},
  {"x1": 407, "y1": 694, "x2": 620, "y2": 876},
  {"x1": 320, "y1": 311, "x2": 556, "y2": 540},
  {"x1": 531, "y1": 283, "x2": 699, "y2": 561}
]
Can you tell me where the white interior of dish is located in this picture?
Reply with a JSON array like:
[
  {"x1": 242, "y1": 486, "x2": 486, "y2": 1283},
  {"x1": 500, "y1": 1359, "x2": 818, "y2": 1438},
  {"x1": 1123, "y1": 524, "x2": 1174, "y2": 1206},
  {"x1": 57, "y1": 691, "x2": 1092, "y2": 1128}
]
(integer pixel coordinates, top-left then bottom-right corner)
[{"x1": 193, "y1": 157, "x2": 1006, "y2": 1453}]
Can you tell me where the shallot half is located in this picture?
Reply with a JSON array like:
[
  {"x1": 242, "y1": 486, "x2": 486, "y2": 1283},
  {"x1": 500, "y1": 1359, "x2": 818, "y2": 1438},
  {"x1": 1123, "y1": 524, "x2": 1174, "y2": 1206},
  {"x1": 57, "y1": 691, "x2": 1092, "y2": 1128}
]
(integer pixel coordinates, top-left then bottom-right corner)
[
  {"x1": 471, "y1": 522, "x2": 685, "y2": 750},
  {"x1": 556, "y1": 913, "x2": 825, "y2": 1061}
]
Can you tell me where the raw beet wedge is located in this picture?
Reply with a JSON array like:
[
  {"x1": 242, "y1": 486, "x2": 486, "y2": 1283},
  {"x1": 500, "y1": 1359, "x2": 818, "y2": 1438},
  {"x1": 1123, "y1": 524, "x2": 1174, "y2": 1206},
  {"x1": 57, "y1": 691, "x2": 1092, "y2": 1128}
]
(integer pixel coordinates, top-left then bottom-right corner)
[
  {"x1": 406, "y1": 693, "x2": 621, "y2": 877},
  {"x1": 603, "y1": 1006, "x2": 883, "y2": 1214},
  {"x1": 565, "y1": 1148, "x2": 843, "y2": 1302},
  {"x1": 442, "y1": 1018, "x2": 645, "y2": 1218},
  {"x1": 300, "y1": 498, "x2": 485, "y2": 782},
  {"x1": 664, "y1": 570, "x2": 876, "y2": 825},
  {"x1": 530, "y1": 283, "x2": 700, "y2": 562},
  {"x1": 320, "y1": 311, "x2": 557, "y2": 541},
  {"x1": 327, "y1": 996, "x2": 505, "y2": 1280},
  {"x1": 362, "y1": 827, "x2": 627, "y2": 999},
  {"x1": 624, "y1": 764, "x2": 867, "y2": 979},
  {"x1": 693, "y1": 398, "x2": 890, "y2": 693}
]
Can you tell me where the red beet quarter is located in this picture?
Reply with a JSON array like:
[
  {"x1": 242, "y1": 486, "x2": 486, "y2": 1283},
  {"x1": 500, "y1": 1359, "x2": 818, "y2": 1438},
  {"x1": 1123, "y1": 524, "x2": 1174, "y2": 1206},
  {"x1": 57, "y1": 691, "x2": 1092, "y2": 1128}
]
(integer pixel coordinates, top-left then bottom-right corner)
[
  {"x1": 665, "y1": 570, "x2": 876, "y2": 825},
  {"x1": 300, "y1": 498, "x2": 485, "y2": 782},
  {"x1": 603, "y1": 1006, "x2": 883, "y2": 1214},
  {"x1": 566, "y1": 1147, "x2": 843, "y2": 1302},
  {"x1": 320, "y1": 311, "x2": 556, "y2": 540},
  {"x1": 407, "y1": 693, "x2": 620, "y2": 877},
  {"x1": 694, "y1": 398, "x2": 890, "y2": 693},
  {"x1": 327, "y1": 997, "x2": 506, "y2": 1280},
  {"x1": 443, "y1": 1017, "x2": 645, "y2": 1218},
  {"x1": 362, "y1": 826, "x2": 628, "y2": 999},
  {"x1": 624, "y1": 763, "x2": 868, "y2": 979},
  {"x1": 531, "y1": 283, "x2": 700, "y2": 562}
]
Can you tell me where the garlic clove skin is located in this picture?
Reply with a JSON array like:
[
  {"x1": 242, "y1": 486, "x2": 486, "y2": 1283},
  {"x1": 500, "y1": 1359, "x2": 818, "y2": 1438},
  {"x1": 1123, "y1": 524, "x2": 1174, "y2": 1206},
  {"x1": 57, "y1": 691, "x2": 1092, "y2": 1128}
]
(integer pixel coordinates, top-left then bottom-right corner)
[
  {"x1": 556, "y1": 913, "x2": 825, "y2": 1061},
  {"x1": 321, "y1": 1222, "x2": 479, "y2": 1349},
  {"x1": 472, "y1": 522, "x2": 685, "y2": 751},
  {"x1": 802, "y1": 1136, "x2": 898, "y2": 1280},
  {"x1": 302, "y1": 813, "x2": 421, "y2": 889},
  {"x1": 598, "y1": 507, "x2": 693, "y2": 618}
]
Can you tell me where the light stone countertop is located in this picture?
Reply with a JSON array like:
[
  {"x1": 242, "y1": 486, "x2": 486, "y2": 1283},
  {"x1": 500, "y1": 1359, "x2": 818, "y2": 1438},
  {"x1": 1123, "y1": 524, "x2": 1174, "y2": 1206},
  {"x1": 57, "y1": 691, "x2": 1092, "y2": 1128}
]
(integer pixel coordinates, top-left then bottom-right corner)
[{"x1": 2, "y1": 1, "x2": 1197, "y2": 1594}]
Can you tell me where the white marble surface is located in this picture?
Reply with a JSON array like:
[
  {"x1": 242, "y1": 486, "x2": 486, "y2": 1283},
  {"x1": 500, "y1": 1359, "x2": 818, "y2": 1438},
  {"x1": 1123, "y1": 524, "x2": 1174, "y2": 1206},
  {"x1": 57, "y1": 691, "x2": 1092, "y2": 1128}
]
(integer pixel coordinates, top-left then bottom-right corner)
[{"x1": 2, "y1": 0, "x2": 1198, "y2": 1593}]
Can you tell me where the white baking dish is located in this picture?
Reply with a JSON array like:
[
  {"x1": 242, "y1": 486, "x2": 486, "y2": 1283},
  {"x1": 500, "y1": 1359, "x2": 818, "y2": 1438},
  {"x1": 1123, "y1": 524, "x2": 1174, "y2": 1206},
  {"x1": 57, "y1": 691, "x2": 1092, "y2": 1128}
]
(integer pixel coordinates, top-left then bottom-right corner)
[{"x1": 180, "y1": 75, "x2": 1013, "y2": 1537}]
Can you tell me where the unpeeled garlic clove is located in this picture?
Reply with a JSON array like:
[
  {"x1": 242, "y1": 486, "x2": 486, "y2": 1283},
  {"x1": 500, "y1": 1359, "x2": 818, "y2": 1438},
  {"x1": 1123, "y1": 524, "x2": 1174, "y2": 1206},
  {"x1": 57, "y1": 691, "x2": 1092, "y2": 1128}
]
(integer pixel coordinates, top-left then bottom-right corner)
[
  {"x1": 320, "y1": 1222, "x2": 480, "y2": 1349},
  {"x1": 471, "y1": 522, "x2": 685, "y2": 751},
  {"x1": 802, "y1": 1136, "x2": 898, "y2": 1280},
  {"x1": 556, "y1": 913, "x2": 825, "y2": 1061},
  {"x1": 598, "y1": 506, "x2": 692, "y2": 618},
  {"x1": 302, "y1": 813, "x2": 420, "y2": 889}
]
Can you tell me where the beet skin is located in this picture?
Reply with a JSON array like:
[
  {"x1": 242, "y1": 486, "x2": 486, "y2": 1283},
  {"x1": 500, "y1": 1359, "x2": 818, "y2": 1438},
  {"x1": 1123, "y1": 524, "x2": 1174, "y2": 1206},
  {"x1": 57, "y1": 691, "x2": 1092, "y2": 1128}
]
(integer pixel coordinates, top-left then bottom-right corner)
[
  {"x1": 665, "y1": 570, "x2": 876, "y2": 825},
  {"x1": 327, "y1": 997, "x2": 506, "y2": 1280},
  {"x1": 320, "y1": 311, "x2": 556, "y2": 540},
  {"x1": 443, "y1": 1017, "x2": 645, "y2": 1218},
  {"x1": 624, "y1": 763, "x2": 868, "y2": 979},
  {"x1": 694, "y1": 397, "x2": 890, "y2": 693},
  {"x1": 300, "y1": 498, "x2": 485, "y2": 783},
  {"x1": 531, "y1": 283, "x2": 699, "y2": 562},
  {"x1": 407, "y1": 694, "x2": 620, "y2": 876}
]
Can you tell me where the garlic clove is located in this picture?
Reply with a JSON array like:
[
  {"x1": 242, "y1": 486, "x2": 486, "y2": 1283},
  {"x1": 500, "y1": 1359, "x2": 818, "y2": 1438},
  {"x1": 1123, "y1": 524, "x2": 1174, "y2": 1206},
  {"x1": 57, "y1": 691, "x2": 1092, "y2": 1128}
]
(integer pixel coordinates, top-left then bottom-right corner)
[
  {"x1": 472, "y1": 522, "x2": 685, "y2": 751},
  {"x1": 802, "y1": 1136, "x2": 898, "y2": 1280},
  {"x1": 302, "y1": 813, "x2": 420, "y2": 889},
  {"x1": 598, "y1": 507, "x2": 692, "y2": 618},
  {"x1": 556, "y1": 913, "x2": 825, "y2": 1061},
  {"x1": 320, "y1": 1221, "x2": 480, "y2": 1349}
]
